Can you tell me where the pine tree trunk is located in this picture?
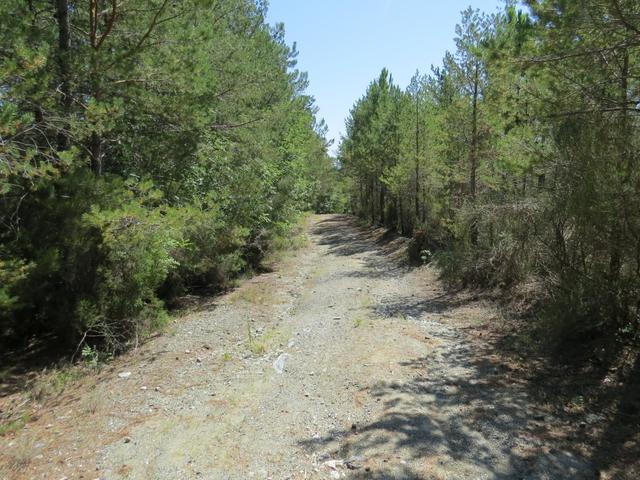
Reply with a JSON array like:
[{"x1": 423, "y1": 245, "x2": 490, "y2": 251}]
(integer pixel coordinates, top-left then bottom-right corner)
[
  {"x1": 379, "y1": 183, "x2": 385, "y2": 225},
  {"x1": 369, "y1": 178, "x2": 375, "y2": 223},
  {"x1": 55, "y1": 0, "x2": 72, "y2": 151},
  {"x1": 607, "y1": 49, "x2": 629, "y2": 322},
  {"x1": 469, "y1": 63, "x2": 479, "y2": 246},
  {"x1": 415, "y1": 95, "x2": 420, "y2": 221}
]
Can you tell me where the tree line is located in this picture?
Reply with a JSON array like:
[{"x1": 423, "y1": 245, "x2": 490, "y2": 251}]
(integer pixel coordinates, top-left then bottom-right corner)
[
  {"x1": 0, "y1": 0, "x2": 343, "y2": 353},
  {"x1": 340, "y1": 1, "x2": 640, "y2": 345}
]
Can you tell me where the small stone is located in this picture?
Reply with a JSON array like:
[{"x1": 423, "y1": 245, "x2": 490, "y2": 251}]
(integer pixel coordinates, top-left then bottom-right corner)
[
  {"x1": 203, "y1": 344, "x2": 211, "y2": 350},
  {"x1": 351, "y1": 423, "x2": 357, "y2": 431},
  {"x1": 196, "y1": 357, "x2": 202, "y2": 363},
  {"x1": 273, "y1": 353, "x2": 289, "y2": 374},
  {"x1": 123, "y1": 437, "x2": 132, "y2": 444},
  {"x1": 140, "y1": 386, "x2": 147, "y2": 391},
  {"x1": 118, "y1": 371, "x2": 132, "y2": 379}
]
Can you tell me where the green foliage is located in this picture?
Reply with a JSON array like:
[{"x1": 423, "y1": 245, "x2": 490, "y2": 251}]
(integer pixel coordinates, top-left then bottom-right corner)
[
  {"x1": 80, "y1": 345, "x2": 99, "y2": 369},
  {"x1": 0, "y1": 0, "x2": 338, "y2": 354},
  {"x1": 0, "y1": 414, "x2": 30, "y2": 437},
  {"x1": 340, "y1": 2, "x2": 640, "y2": 346},
  {"x1": 79, "y1": 191, "x2": 181, "y2": 349}
]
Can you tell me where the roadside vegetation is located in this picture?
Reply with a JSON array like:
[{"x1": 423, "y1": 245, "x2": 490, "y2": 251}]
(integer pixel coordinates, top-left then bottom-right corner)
[
  {"x1": 339, "y1": 1, "x2": 640, "y2": 354},
  {"x1": 0, "y1": 1, "x2": 345, "y2": 356}
]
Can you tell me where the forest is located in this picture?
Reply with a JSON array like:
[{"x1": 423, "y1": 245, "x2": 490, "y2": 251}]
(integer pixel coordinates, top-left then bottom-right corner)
[
  {"x1": 0, "y1": 0, "x2": 343, "y2": 353},
  {"x1": 340, "y1": 1, "x2": 640, "y2": 350},
  {"x1": 1, "y1": 1, "x2": 640, "y2": 478},
  {"x1": 1, "y1": 0, "x2": 639, "y2": 357}
]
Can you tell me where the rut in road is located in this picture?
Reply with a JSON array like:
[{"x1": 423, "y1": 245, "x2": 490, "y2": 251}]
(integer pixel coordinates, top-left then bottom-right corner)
[{"x1": 3, "y1": 215, "x2": 595, "y2": 480}]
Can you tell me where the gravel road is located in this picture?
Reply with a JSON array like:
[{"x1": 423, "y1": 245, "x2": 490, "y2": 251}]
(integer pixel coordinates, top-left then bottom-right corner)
[{"x1": 2, "y1": 214, "x2": 596, "y2": 479}]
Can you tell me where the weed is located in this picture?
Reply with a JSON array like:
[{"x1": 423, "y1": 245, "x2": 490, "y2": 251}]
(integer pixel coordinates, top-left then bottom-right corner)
[
  {"x1": 248, "y1": 341, "x2": 267, "y2": 355},
  {"x1": 29, "y1": 368, "x2": 81, "y2": 402},
  {"x1": 6, "y1": 438, "x2": 35, "y2": 471},
  {"x1": 82, "y1": 388, "x2": 102, "y2": 414},
  {"x1": 0, "y1": 413, "x2": 30, "y2": 436},
  {"x1": 247, "y1": 322, "x2": 268, "y2": 355},
  {"x1": 81, "y1": 344, "x2": 100, "y2": 369}
]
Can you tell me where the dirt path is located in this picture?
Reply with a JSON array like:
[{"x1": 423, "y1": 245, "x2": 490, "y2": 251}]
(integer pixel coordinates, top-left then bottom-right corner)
[{"x1": 1, "y1": 214, "x2": 596, "y2": 479}]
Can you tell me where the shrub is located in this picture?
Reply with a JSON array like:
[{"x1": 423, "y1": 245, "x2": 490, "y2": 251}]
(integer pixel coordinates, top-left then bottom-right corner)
[
  {"x1": 171, "y1": 203, "x2": 249, "y2": 294},
  {"x1": 80, "y1": 193, "x2": 182, "y2": 351}
]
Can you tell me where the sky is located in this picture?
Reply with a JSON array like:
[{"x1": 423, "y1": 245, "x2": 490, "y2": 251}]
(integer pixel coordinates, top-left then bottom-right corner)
[{"x1": 265, "y1": 0, "x2": 504, "y2": 155}]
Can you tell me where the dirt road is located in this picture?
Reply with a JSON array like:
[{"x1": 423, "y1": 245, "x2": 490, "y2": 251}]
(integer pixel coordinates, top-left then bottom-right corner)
[{"x1": 2, "y1": 215, "x2": 596, "y2": 479}]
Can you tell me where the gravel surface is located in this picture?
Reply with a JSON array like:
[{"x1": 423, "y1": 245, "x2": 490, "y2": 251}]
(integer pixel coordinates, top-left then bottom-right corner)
[{"x1": 2, "y1": 214, "x2": 596, "y2": 479}]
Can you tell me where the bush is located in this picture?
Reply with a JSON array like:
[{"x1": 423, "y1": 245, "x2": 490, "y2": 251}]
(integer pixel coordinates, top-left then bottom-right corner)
[
  {"x1": 80, "y1": 195, "x2": 182, "y2": 351},
  {"x1": 0, "y1": 172, "x2": 182, "y2": 352},
  {"x1": 171, "y1": 203, "x2": 249, "y2": 294}
]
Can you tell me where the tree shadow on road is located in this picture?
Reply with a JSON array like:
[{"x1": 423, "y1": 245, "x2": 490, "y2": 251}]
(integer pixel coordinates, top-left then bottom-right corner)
[
  {"x1": 298, "y1": 292, "x2": 596, "y2": 479},
  {"x1": 312, "y1": 215, "x2": 410, "y2": 280},
  {"x1": 308, "y1": 214, "x2": 637, "y2": 478},
  {"x1": 300, "y1": 340, "x2": 595, "y2": 478},
  {"x1": 303, "y1": 215, "x2": 597, "y2": 478}
]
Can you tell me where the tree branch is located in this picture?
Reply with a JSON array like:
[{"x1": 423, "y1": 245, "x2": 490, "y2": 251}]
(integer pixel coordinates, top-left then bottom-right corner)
[
  {"x1": 95, "y1": 0, "x2": 119, "y2": 50},
  {"x1": 210, "y1": 118, "x2": 263, "y2": 130}
]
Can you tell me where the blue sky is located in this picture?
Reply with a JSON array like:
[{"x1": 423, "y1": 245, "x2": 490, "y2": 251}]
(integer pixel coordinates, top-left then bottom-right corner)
[{"x1": 265, "y1": 0, "x2": 504, "y2": 155}]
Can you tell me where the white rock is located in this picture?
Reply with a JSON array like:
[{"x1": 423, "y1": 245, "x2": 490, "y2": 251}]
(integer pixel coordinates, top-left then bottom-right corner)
[
  {"x1": 118, "y1": 372, "x2": 132, "y2": 378},
  {"x1": 273, "y1": 353, "x2": 289, "y2": 374}
]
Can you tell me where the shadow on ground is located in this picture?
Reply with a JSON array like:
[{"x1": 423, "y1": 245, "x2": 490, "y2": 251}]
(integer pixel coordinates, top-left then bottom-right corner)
[
  {"x1": 312, "y1": 215, "x2": 410, "y2": 280},
  {"x1": 0, "y1": 335, "x2": 70, "y2": 398},
  {"x1": 301, "y1": 336, "x2": 595, "y2": 478},
  {"x1": 304, "y1": 214, "x2": 602, "y2": 479}
]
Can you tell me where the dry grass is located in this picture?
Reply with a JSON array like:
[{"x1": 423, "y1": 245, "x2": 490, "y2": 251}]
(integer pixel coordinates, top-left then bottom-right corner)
[
  {"x1": 246, "y1": 324, "x2": 288, "y2": 356},
  {"x1": 4, "y1": 438, "x2": 36, "y2": 473},
  {"x1": 81, "y1": 388, "x2": 103, "y2": 415},
  {"x1": 29, "y1": 368, "x2": 82, "y2": 402},
  {"x1": 231, "y1": 282, "x2": 274, "y2": 305}
]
